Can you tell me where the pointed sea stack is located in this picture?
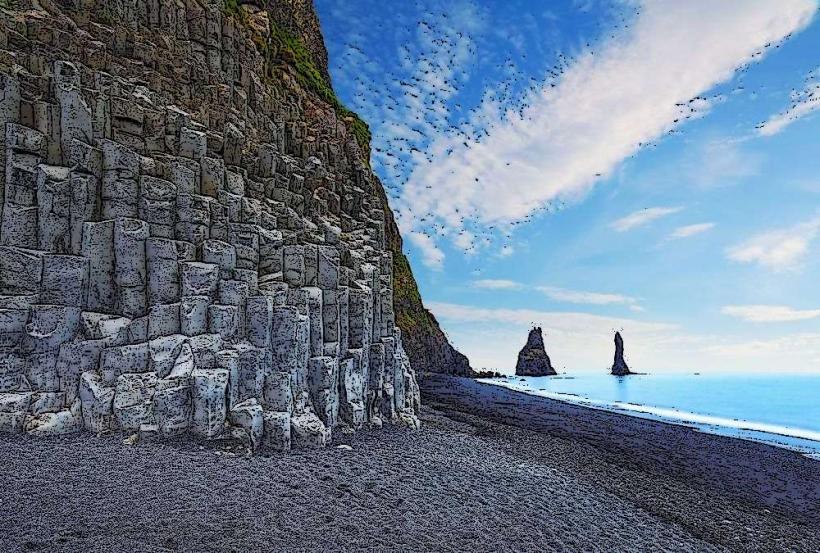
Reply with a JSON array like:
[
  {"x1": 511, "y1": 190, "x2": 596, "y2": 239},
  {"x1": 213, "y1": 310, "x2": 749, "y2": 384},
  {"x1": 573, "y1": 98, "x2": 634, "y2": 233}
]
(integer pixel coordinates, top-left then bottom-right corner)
[
  {"x1": 611, "y1": 331, "x2": 632, "y2": 376},
  {"x1": 515, "y1": 327, "x2": 557, "y2": 376}
]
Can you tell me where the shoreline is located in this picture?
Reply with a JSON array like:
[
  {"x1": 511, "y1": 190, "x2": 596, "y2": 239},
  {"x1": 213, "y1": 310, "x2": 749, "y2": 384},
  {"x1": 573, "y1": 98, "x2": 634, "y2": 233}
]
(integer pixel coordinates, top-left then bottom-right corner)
[
  {"x1": 479, "y1": 376, "x2": 820, "y2": 457},
  {"x1": 0, "y1": 375, "x2": 818, "y2": 551},
  {"x1": 421, "y1": 374, "x2": 820, "y2": 529}
]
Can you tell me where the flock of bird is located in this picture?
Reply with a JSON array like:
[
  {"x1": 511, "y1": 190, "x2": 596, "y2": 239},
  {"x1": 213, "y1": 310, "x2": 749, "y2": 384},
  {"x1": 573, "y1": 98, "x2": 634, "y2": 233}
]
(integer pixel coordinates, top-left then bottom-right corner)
[{"x1": 323, "y1": 0, "x2": 797, "y2": 260}]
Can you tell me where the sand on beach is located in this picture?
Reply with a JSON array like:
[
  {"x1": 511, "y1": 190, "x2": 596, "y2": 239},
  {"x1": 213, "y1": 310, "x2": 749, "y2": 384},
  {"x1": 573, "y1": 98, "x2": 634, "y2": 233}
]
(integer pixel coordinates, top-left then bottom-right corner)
[{"x1": 0, "y1": 375, "x2": 818, "y2": 553}]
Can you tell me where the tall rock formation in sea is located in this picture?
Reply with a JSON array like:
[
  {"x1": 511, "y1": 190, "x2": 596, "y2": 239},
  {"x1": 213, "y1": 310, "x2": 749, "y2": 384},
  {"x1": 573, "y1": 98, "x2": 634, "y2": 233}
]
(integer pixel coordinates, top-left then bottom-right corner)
[
  {"x1": 0, "y1": 0, "x2": 468, "y2": 449},
  {"x1": 515, "y1": 327, "x2": 556, "y2": 376},
  {"x1": 610, "y1": 331, "x2": 631, "y2": 376}
]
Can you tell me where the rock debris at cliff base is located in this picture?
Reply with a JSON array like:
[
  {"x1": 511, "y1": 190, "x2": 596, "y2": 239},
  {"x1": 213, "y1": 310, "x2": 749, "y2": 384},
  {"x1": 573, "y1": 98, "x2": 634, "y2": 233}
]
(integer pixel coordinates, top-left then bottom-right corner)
[
  {"x1": 0, "y1": 0, "x2": 422, "y2": 450},
  {"x1": 2, "y1": 395, "x2": 819, "y2": 553}
]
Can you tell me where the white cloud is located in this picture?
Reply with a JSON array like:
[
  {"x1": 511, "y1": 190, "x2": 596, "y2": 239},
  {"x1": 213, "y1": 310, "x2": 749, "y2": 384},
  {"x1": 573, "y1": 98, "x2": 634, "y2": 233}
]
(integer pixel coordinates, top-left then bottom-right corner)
[
  {"x1": 407, "y1": 231, "x2": 445, "y2": 271},
  {"x1": 398, "y1": 0, "x2": 815, "y2": 256},
  {"x1": 498, "y1": 244, "x2": 515, "y2": 258},
  {"x1": 668, "y1": 222, "x2": 715, "y2": 240},
  {"x1": 687, "y1": 139, "x2": 761, "y2": 188},
  {"x1": 536, "y1": 285, "x2": 640, "y2": 307},
  {"x1": 726, "y1": 217, "x2": 820, "y2": 271},
  {"x1": 472, "y1": 279, "x2": 523, "y2": 290},
  {"x1": 704, "y1": 332, "x2": 820, "y2": 368},
  {"x1": 757, "y1": 67, "x2": 820, "y2": 136},
  {"x1": 472, "y1": 281, "x2": 645, "y2": 310},
  {"x1": 611, "y1": 206, "x2": 682, "y2": 232},
  {"x1": 721, "y1": 304, "x2": 820, "y2": 323},
  {"x1": 427, "y1": 301, "x2": 672, "y2": 337}
]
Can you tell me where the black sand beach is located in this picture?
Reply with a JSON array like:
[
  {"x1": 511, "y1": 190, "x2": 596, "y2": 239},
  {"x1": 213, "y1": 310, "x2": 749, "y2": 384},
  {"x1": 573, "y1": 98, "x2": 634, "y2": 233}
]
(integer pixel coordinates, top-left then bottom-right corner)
[{"x1": 1, "y1": 375, "x2": 818, "y2": 552}]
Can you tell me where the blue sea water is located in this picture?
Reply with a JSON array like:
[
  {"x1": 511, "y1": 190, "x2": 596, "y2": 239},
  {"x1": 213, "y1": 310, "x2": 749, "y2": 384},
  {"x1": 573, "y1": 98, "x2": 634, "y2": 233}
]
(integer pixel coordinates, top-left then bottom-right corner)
[{"x1": 481, "y1": 373, "x2": 820, "y2": 458}]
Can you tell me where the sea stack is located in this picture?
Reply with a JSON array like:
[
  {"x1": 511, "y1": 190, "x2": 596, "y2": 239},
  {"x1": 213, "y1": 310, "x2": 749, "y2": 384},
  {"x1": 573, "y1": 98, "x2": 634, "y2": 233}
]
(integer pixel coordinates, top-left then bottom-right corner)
[
  {"x1": 611, "y1": 331, "x2": 632, "y2": 376},
  {"x1": 515, "y1": 327, "x2": 557, "y2": 376}
]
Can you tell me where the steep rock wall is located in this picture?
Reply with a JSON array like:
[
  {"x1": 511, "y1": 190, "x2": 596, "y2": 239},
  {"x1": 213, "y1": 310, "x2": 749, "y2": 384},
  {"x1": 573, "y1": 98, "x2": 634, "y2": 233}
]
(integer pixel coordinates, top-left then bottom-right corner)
[
  {"x1": 0, "y1": 0, "x2": 428, "y2": 450},
  {"x1": 251, "y1": 0, "x2": 474, "y2": 378}
]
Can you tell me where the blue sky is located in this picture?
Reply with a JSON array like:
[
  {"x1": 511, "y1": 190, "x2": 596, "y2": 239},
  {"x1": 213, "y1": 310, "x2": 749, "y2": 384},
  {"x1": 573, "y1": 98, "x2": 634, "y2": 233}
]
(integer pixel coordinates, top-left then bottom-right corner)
[{"x1": 316, "y1": 0, "x2": 820, "y2": 373}]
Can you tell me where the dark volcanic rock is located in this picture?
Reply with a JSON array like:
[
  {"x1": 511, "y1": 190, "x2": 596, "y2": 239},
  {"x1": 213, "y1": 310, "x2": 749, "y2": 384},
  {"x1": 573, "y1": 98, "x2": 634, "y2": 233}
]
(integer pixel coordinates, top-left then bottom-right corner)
[
  {"x1": 389, "y1": 245, "x2": 474, "y2": 378},
  {"x1": 515, "y1": 328, "x2": 556, "y2": 376},
  {"x1": 611, "y1": 331, "x2": 632, "y2": 376}
]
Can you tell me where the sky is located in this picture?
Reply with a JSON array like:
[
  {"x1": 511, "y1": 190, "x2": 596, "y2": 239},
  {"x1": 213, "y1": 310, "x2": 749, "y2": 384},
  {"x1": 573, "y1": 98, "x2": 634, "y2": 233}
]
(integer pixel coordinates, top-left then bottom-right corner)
[{"x1": 316, "y1": 0, "x2": 820, "y2": 374}]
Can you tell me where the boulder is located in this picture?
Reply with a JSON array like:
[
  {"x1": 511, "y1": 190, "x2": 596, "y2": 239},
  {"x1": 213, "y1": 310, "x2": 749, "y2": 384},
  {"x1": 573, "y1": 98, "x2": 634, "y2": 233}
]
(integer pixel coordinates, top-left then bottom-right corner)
[
  {"x1": 79, "y1": 371, "x2": 115, "y2": 433},
  {"x1": 25, "y1": 402, "x2": 82, "y2": 435},
  {"x1": 153, "y1": 378, "x2": 191, "y2": 436},
  {"x1": 290, "y1": 411, "x2": 330, "y2": 449},
  {"x1": 190, "y1": 368, "x2": 229, "y2": 438},
  {"x1": 0, "y1": 392, "x2": 31, "y2": 433},
  {"x1": 113, "y1": 372, "x2": 158, "y2": 432},
  {"x1": 229, "y1": 398, "x2": 263, "y2": 451}
]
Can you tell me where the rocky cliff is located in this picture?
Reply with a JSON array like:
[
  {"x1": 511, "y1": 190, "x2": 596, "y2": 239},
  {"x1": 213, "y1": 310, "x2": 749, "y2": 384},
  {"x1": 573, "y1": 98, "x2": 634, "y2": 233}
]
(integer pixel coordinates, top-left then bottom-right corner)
[
  {"x1": 238, "y1": 0, "x2": 473, "y2": 378},
  {"x1": 0, "y1": 0, "x2": 473, "y2": 450}
]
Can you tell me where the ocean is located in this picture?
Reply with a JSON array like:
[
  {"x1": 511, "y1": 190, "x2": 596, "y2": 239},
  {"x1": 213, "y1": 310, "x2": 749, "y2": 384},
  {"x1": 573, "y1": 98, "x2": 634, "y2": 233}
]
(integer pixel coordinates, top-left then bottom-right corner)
[{"x1": 480, "y1": 373, "x2": 820, "y2": 457}]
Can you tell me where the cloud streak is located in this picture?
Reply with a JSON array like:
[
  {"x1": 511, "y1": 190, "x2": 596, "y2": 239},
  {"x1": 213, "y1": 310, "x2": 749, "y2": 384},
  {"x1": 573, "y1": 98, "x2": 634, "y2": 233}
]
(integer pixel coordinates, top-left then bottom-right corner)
[
  {"x1": 536, "y1": 286, "x2": 641, "y2": 308},
  {"x1": 611, "y1": 206, "x2": 682, "y2": 232},
  {"x1": 471, "y1": 279, "x2": 523, "y2": 290},
  {"x1": 722, "y1": 304, "x2": 820, "y2": 322},
  {"x1": 757, "y1": 67, "x2": 820, "y2": 136},
  {"x1": 470, "y1": 281, "x2": 643, "y2": 310},
  {"x1": 667, "y1": 222, "x2": 715, "y2": 240},
  {"x1": 726, "y1": 217, "x2": 820, "y2": 271}
]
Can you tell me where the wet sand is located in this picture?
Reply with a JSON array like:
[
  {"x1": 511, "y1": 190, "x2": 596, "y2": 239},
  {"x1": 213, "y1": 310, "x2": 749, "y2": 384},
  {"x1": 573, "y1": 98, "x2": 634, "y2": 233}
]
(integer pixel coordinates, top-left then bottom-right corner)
[{"x1": 0, "y1": 375, "x2": 817, "y2": 552}]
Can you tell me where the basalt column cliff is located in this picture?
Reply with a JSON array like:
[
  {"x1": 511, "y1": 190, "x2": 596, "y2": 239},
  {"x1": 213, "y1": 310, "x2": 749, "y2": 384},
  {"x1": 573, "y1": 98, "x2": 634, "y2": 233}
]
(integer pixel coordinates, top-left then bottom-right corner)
[{"x1": 0, "y1": 0, "x2": 466, "y2": 449}]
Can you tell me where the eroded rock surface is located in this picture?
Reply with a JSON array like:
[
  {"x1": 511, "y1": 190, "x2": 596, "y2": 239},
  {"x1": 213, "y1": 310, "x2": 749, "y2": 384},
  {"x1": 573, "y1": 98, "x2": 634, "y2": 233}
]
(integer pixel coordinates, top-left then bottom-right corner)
[
  {"x1": 611, "y1": 331, "x2": 631, "y2": 376},
  {"x1": 515, "y1": 327, "x2": 556, "y2": 377},
  {"x1": 0, "y1": 0, "x2": 421, "y2": 450}
]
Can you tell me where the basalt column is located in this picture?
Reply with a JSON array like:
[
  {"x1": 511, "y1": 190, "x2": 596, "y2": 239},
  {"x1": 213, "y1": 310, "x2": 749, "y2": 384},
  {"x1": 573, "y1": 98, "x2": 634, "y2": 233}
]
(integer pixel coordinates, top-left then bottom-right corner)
[{"x1": 0, "y1": 0, "x2": 421, "y2": 451}]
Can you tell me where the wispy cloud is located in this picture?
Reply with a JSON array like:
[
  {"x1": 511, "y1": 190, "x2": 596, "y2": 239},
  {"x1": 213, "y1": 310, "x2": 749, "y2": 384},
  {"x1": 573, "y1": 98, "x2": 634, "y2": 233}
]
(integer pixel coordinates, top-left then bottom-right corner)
[
  {"x1": 407, "y1": 231, "x2": 445, "y2": 271},
  {"x1": 757, "y1": 67, "x2": 820, "y2": 136},
  {"x1": 471, "y1": 279, "x2": 523, "y2": 290},
  {"x1": 726, "y1": 217, "x2": 820, "y2": 271},
  {"x1": 611, "y1": 206, "x2": 682, "y2": 232},
  {"x1": 428, "y1": 301, "x2": 672, "y2": 334},
  {"x1": 471, "y1": 281, "x2": 643, "y2": 310},
  {"x1": 667, "y1": 222, "x2": 715, "y2": 240},
  {"x1": 686, "y1": 139, "x2": 761, "y2": 188},
  {"x1": 536, "y1": 286, "x2": 641, "y2": 310},
  {"x1": 397, "y1": 0, "x2": 815, "y2": 262},
  {"x1": 722, "y1": 304, "x2": 820, "y2": 322}
]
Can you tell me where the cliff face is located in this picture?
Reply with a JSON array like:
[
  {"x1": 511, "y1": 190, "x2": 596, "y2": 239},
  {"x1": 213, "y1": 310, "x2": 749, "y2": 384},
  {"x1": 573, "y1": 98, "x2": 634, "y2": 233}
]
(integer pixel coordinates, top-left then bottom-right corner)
[
  {"x1": 0, "y1": 0, "x2": 436, "y2": 448},
  {"x1": 262, "y1": 0, "x2": 332, "y2": 85},
  {"x1": 224, "y1": 1, "x2": 473, "y2": 379}
]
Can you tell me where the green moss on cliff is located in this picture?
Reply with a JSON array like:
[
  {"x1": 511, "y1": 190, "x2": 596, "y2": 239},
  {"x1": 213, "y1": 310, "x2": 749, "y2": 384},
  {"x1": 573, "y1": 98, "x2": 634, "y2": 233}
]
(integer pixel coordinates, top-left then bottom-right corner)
[
  {"x1": 223, "y1": 2, "x2": 371, "y2": 157},
  {"x1": 393, "y1": 252, "x2": 433, "y2": 334},
  {"x1": 267, "y1": 21, "x2": 372, "y2": 154},
  {"x1": 223, "y1": 0, "x2": 468, "y2": 376}
]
